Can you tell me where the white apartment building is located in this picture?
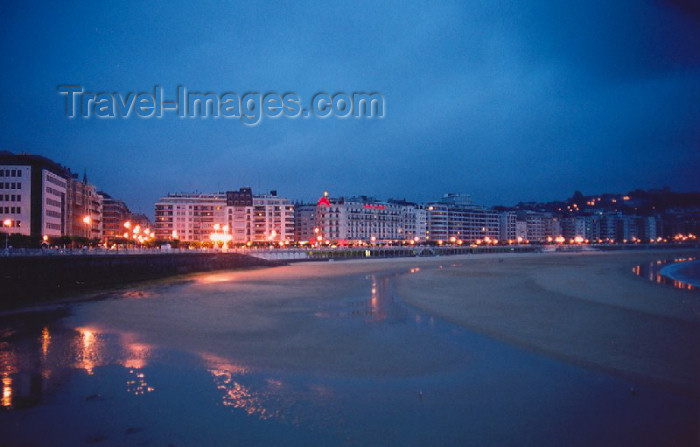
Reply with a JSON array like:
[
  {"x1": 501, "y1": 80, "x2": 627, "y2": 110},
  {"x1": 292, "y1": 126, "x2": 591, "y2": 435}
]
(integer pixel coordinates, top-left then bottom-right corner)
[
  {"x1": 154, "y1": 193, "x2": 227, "y2": 241},
  {"x1": 249, "y1": 193, "x2": 295, "y2": 242},
  {"x1": 517, "y1": 211, "x2": 560, "y2": 243},
  {"x1": 299, "y1": 193, "x2": 426, "y2": 243},
  {"x1": 0, "y1": 153, "x2": 71, "y2": 238},
  {"x1": 426, "y1": 200, "x2": 501, "y2": 243},
  {"x1": 499, "y1": 212, "x2": 517, "y2": 242},
  {"x1": 154, "y1": 188, "x2": 294, "y2": 243},
  {"x1": 0, "y1": 165, "x2": 32, "y2": 236}
]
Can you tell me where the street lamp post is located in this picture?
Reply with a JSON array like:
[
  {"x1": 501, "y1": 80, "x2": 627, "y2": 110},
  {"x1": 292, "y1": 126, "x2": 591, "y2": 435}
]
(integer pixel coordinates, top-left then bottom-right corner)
[
  {"x1": 83, "y1": 216, "x2": 92, "y2": 248},
  {"x1": 123, "y1": 221, "x2": 132, "y2": 249},
  {"x1": 3, "y1": 219, "x2": 11, "y2": 252}
]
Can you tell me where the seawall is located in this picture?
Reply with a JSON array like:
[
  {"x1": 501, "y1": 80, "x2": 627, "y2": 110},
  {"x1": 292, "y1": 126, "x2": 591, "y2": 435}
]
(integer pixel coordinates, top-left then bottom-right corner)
[{"x1": 0, "y1": 252, "x2": 281, "y2": 309}]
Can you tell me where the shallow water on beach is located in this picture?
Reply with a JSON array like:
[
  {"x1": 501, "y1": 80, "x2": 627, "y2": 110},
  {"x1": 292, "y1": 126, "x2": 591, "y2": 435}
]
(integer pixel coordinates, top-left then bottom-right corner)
[
  {"x1": 1, "y1": 265, "x2": 698, "y2": 446},
  {"x1": 634, "y1": 256, "x2": 698, "y2": 291}
]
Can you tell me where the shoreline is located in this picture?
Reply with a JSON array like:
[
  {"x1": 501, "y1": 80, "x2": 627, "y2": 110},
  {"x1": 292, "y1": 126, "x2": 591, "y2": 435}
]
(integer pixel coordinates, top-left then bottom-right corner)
[
  {"x1": 394, "y1": 249, "x2": 700, "y2": 397},
  {"x1": 660, "y1": 259, "x2": 700, "y2": 288},
  {"x1": 3, "y1": 247, "x2": 696, "y2": 313}
]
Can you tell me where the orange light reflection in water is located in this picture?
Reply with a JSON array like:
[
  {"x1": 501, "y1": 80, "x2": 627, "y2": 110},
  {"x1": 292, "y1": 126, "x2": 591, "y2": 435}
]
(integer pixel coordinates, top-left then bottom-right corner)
[
  {"x1": 41, "y1": 327, "x2": 50, "y2": 358},
  {"x1": 200, "y1": 353, "x2": 278, "y2": 420},
  {"x1": 633, "y1": 257, "x2": 696, "y2": 291},
  {"x1": 76, "y1": 328, "x2": 98, "y2": 375},
  {"x1": 122, "y1": 337, "x2": 155, "y2": 396},
  {"x1": 368, "y1": 275, "x2": 387, "y2": 322},
  {"x1": 122, "y1": 341, "x2": 151, "y2": 370},
  {"x1": 2, "y1": 376, "x2": 12, "y2": 408},
  {"x1": 195, "y1": 272, "x2": 239, "y2": 284},
  {"x1": 126, "y1": 369, "x2": 155, "y2": 396},
  {"x1": 0, "y1": 348, "x2": 17, "y2": 408}
]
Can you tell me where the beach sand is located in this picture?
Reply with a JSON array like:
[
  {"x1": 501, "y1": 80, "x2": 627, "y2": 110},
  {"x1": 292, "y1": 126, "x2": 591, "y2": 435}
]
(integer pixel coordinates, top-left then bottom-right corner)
[
  {"x1": 395, "y1": 249, "x2": 700, "y2": 397},
  {"x1": 65, "y1": 248, "x2": 700, "y2": 396}
]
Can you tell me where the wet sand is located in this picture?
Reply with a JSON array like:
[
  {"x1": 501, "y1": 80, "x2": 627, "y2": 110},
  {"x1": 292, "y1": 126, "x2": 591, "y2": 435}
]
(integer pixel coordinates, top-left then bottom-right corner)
[
  {"x1": 65, "y1": 249, "x2": 700, "y2": 394},
  {"x1": 395, "y1": 249, "x2": 700, "y2": 397},
  {"x1": 3, "y1": 248, "x2": 700, "y2": 446}
]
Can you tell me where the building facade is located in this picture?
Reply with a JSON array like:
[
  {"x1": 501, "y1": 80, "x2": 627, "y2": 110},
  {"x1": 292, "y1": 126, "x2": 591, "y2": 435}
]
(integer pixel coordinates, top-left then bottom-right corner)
[
  {"x1": 154, "y1": 188, "x2": 294, "y2": 243},
  {"x1": 0, "y1": 152, "x2": 72, "y2": 238},
  {"x1": 247, "y1": 191, "x2": 295, "y2": 243},
  {"x1": 426, "y1": 199, "x2": 501, "y2": 243},
  {"x1": 516, "y1": 211, "x2": 560, "y2": 243},
  {"x1": 154, "y1": 193, "x2": 226, "y2": 241},
  {"x1": 67, "y1": 173, "x2": 103, "y2": 240},
  {"x1": 101, "y1": 193, "x2": 131, "y2": 242},
  {"x1": 298, "y1": 193, "x2": 426, "y2": 244},
  {"x1": 499, "y1": 212, "x2": 517, "y2": 242}
]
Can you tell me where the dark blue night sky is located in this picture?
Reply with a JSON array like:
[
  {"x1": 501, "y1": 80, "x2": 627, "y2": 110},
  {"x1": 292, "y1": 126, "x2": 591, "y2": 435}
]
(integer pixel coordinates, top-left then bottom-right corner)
[{"x1": 1, "y1": 0, "x2": 699, "y2": 215}]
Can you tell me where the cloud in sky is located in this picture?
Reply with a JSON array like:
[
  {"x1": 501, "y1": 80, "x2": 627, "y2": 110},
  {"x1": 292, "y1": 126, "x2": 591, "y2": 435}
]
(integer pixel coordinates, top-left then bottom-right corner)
[{"x1": 0, "y1": 0, "x2": 698, "y2": 214}]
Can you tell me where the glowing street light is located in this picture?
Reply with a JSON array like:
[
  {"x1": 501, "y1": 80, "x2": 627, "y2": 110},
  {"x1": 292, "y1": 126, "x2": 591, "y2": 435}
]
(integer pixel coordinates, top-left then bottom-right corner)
[
  {"x1": 3, "y1": 219, "x2": 11, "y2": 251},
  {"x1": 81, "y1": 216, "x2": 93, "y2": 242}
]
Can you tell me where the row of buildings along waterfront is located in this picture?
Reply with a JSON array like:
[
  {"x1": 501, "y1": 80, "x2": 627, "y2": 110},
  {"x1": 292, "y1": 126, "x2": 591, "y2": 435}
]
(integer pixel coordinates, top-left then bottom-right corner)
[
  {"x1": 0, "y1": 151, "x2": 149, "y2": 243},
  {"x1": 2, "y1": 151, "x2": 696, "y2": 246},
  {"x1": 154, "y1": 190, "x2": 695, "y2": 245}
]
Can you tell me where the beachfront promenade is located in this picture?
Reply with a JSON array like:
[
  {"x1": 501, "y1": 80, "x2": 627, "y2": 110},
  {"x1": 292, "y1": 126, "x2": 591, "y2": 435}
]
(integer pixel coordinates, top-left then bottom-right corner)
[
  {"x1": 2, "y1": 242, "x2": 695, "y2": 261},
  {"x1": 1, "y1": 244, "x2": 537, "y2": 260}
]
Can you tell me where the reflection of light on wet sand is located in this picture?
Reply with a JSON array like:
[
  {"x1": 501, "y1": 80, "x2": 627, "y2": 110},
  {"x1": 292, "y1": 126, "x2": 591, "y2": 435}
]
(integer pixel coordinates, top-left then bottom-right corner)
[
  {"x1": 0, "y1": 348, "x2": 17, "y2": 408},
  {"x1": 41, "y1": 327, "x2": 51, "y2": 358},
  {"x1": 72, "y1": 327, "x2": 155, "y2": 376},
  {"x1": 75, "y1": 327, "x2": 101, "y2": 375},
  {"x1": 195, "y1": 272, "x2": 239, "y2": 284},
  {"x1": 369, "y1": 275, "x2": 386, "y2": 321},
  {"x1": 200, "y1": 353, "x2": 277, "y2": 420},
  {"x1": 126, "y1": 369, "x2": 155, "y2": 396},
  {"x1": 122, "y1": 341, "x2": 151, "y2": 370},
  {"x1": 121, "y1": 336, "x2": 155, "y2": 395},
  {"x1": 633, "y1": 257, "x2": 697, "y2": 291},
  {"x1": 315, "y1": 274, "x2": 394, "y2": 321},
  {"x1": 2, "y1": 376, "x2": 12, "y2": 408},
  {"x1": 198, "y1": 353, "x2": 342, "y2": 428},
  {"x1": 41, "y1": 327, "x2": 52, "y2": 380}
]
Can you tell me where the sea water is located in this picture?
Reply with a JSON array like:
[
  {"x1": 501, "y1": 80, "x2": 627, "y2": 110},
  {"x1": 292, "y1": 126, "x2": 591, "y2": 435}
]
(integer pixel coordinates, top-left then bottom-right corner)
[
  {"x1": 634, "y1": 256, "x2": 698, "y2": 291},
  {"x1": 660, "y1": 259, "x2": 700, "y2": 289}
]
